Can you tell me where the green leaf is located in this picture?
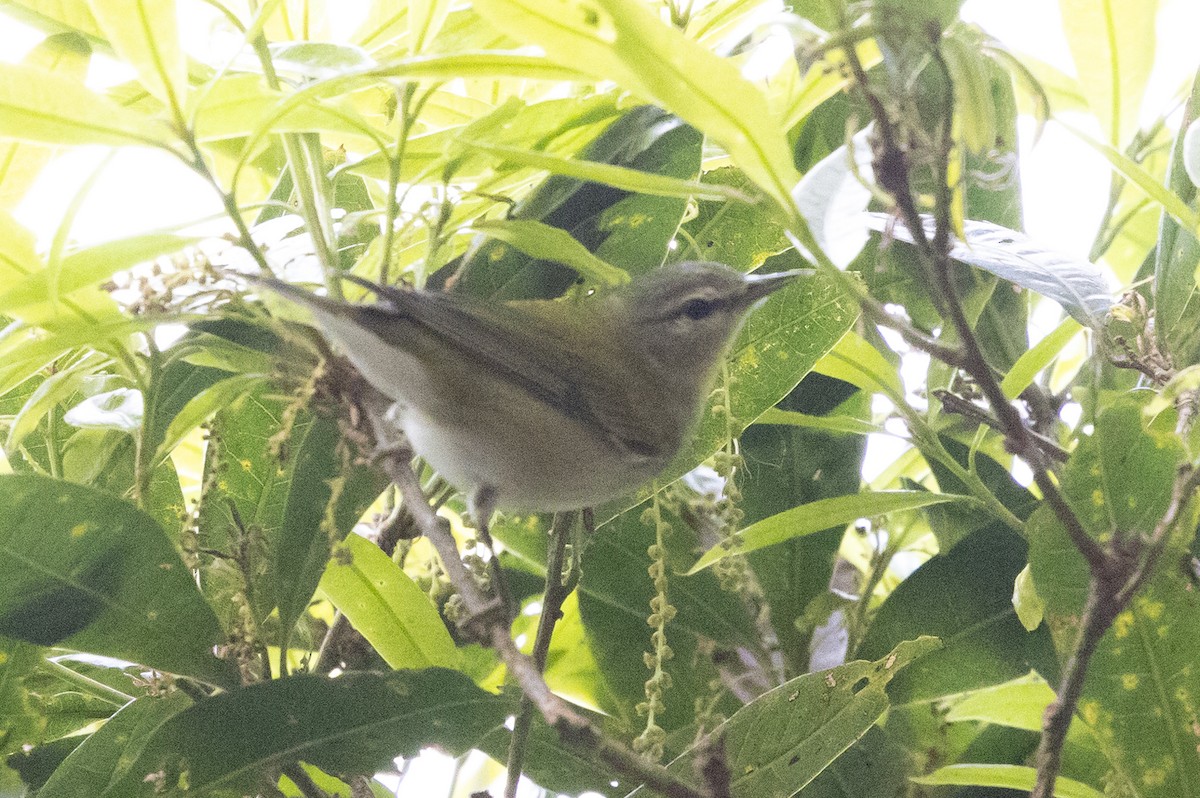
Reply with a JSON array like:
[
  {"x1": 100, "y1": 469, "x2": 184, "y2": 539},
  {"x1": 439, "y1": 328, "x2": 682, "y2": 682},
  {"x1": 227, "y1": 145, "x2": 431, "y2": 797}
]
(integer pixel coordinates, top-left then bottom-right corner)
[
  {"x1": 942, "y1": 27, "x2": 998, "y2": 153},
  {"x1": 269, "y1": 41, "x2": 376, "y2": 79},
  {"x1": 912, "y1": 763, "x2": 1104, "y2": 798},
  {"x1": 0, "y1": 62, "x2": 160, "y2": 146},
  {"x1": 466, "y1": 220, "x2": 630, "y2": 286},
  {"x1": 273, "y1": 414, "x2": 388, "y2": 640},
  {"x1": 449, "y1": 106, "x2": 697, "y2": 299},
  {"x1": 88, "y1": 0, "x2": 187, "y2": 115},
  {"x1": 0, "y1": 317, "x2": 157, "y2": 398},
  {"x1": 1001, "y1": 318, "x2": 1083, "y2": 399},
  {"x1": 690, "y1": 491, "x2": 967, "y2": 574},
  {"x1": 0, "y1": 475, "x2": 238, "y2": 688},
  {"x1": 190, "y1": 73, "x2": 379, "y2": 141},
  {"x1": 811, "y1": 330, "x2": 904, "y2": 400},
  {"x1": 0, "y1": 234, "x2": 196, "y2": 317},
  {"x1": 38, "y1": 692, "x2": 193, "y2": 798},
  {"x1": 1059, "y1": 0, "x2": 1157, "y2": 146},
  {"x1": 680, "y1": 167, "x2": 793, "y2": 269},
  {"x1": 738, "y1": 377, "x2": 868, "y2": 671},
  {"x1": 640, "y1": 638, "x2": 941, "y2": 797},
  {"x1": 3, "y1": 357, "x2": 99, "y2": 456},
  {"x1": 153, "y1": 374, "x2": 262, "y2": 466},
  {"x1": 793, "y1": 727, "x2": 910, "y2": 798},
  {"x1": 944, "y1": 672, "x2": 1055, "y2": 730},
  {"x1": 101, "y1": 670, "x2": 508, "y2": 797},
  {"x1": 1154, "y1": 74, "x2": 1200, "y2": 365},
  {"x1": 756, "y1": 406, "x2": 882, "y2": 436},
  {"x1": 459, "y1": 139, "x2": 748, "y2": 202},
  {"x1": 858, "y1": 526, "x2": 1059, "y2": 704},
  {"x1": 0, "y1": 34, "x2": 92, "y2": 210},
  {"x1": 0, "y1": 638, "x2": 44, "y2": 757},
  {"x1": 1066, "y1": 123, "x2": 1200, "y2": 233},
  {"x1": 317, "y1": 533, "x2": 459, "y2": 671},
  {"x1": 142, "y1": 359, "x2": 233, "y2": 474},
  {"x1": 1028, "y1": 400, "x2": 1199, "y2": 798},
  {"x1": 575, "y1": 498, "x2": 761, "y2": 726},
  {"x1": 323, "y1": 51, "x2": 590, "y2": 86},
  {"x1": 471, "y1": 0, "x2": 799, "y2": 210}
]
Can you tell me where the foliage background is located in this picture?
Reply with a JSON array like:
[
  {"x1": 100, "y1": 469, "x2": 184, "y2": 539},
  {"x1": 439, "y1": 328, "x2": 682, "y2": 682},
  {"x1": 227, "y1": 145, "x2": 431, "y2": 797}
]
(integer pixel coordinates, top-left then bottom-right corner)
[{"x1": 0, "y1": 1, "x2": 1198, "y2": 797}]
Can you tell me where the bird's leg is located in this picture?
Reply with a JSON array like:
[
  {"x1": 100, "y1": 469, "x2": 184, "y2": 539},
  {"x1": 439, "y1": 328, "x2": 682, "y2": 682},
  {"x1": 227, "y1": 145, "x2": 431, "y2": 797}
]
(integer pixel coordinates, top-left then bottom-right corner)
[{"x1": 470, "y1": 486, "x2": 517, "y2": 624}]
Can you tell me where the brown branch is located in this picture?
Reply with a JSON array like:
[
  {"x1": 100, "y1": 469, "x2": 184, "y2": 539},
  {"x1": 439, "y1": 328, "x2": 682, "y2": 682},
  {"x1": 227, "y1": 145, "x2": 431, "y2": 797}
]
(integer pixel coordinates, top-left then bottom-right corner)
[
  {"x1": 839, "y1": 31, "x2": 1171, "y2": 798},
  {"x1": 844, "y1": 37, "x2": 1103, "y2": 573},
  {"x1": 1033, "y1": 462, "x2": 1200, "y2": 798},
  {"x1": 932, "y1": 389, "x2": 1070, "y2": 463}
]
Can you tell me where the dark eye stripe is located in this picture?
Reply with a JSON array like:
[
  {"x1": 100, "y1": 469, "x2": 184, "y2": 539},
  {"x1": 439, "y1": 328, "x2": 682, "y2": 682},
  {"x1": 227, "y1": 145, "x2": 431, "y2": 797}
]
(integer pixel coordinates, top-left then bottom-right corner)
[{"x1": 683, "y1": 298, "x2": 717, "y2": 320}]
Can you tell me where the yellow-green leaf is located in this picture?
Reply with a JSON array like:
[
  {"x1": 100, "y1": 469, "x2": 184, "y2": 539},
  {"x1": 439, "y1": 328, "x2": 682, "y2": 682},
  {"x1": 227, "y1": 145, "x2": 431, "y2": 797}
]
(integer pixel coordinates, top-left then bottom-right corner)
[
  {"x1": 1059, "y1": 0, "x2": 1157, "y2": 146},
  {"x1": 466, "y1": 220, "x2": 629, "y2": 286},
  {"x1": 472, "y1": 0, "x2": 800, "y2": 211},
  {"x1": 0, "y1": 33, "x2": 92, "y2": 210},
  {"x1": 318, "y1": 534, "x2": 460, "y2": 671},
  {"x1": 1001, "y1": 317, "x2": 1083, "y2": 399},
  {"x1": 913, "y1": 764, "x2": 1103, "y2": 798},
  {"x1": 689, "y1": 491, "x2": 969, "y2": 574},
  {"x1": 89, "y1": 0, "x2": 187, "y2": 117},
  {"x1": 0, "y1": 62, "x2": 160, "y2": 146}
]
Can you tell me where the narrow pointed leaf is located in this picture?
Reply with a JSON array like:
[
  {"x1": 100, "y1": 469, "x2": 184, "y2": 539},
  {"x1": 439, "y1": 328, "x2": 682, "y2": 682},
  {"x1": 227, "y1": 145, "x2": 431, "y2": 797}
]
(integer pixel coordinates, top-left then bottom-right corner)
[
  {"x1": 467, "y1": 220, "x2": 630, "y2": 286},
  {"x1": 913, "y1": 764, "x2": 1104, "y2": 798},
  {"x1": 689, "y1": 491, "x2": 967, "y2": 574}
]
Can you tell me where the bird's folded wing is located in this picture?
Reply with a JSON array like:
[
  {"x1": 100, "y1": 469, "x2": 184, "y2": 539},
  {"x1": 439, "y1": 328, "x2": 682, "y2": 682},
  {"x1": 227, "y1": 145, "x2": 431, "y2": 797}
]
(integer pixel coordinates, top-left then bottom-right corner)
[{"x1": 357, "y1": 284, "x2": 668, "y2": 461}]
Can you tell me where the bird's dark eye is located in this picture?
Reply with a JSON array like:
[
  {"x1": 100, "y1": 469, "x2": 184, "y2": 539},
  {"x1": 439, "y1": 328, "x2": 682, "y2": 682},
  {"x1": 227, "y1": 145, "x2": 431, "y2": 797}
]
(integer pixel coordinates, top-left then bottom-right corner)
[{"x1": 682, "y1": 298, "x2": 717, "y2": 320}]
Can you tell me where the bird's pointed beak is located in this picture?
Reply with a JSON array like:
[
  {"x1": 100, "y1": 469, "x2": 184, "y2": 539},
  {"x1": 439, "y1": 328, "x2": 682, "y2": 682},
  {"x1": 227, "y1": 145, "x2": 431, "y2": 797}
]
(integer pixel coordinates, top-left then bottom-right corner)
[{"x1": 741, "y1": 269, "x2": 809, "y2": 303}]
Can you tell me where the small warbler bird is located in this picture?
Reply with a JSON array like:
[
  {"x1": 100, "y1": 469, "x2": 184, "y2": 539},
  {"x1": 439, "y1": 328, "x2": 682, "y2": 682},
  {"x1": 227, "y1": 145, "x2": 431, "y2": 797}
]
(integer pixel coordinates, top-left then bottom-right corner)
[{"x1": 251, "y1": 261, "x2": 798, "y2": 522}]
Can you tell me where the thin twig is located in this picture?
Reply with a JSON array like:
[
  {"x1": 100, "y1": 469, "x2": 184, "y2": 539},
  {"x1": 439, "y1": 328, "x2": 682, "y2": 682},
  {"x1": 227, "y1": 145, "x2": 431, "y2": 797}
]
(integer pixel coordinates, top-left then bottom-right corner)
[
  {"x1": 505, "y1": 511, "x2": 579, "y2": 797},
  {"x1": 932, "y1": 389, "x2": 1070, "y2": 463},
  {"x1": 841, "y1": 31, "x2": 1145, "y2": 798},
  {"x1": 1032, "y1": 463, "x2": 1200, "y2": 798}
]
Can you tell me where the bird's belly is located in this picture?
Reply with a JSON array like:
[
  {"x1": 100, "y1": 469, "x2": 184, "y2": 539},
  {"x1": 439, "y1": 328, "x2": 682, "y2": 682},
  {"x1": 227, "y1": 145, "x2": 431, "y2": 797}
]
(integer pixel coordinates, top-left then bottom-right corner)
[{"x1": 399, "y1": 406, "x2": 664, "y2": 512}]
